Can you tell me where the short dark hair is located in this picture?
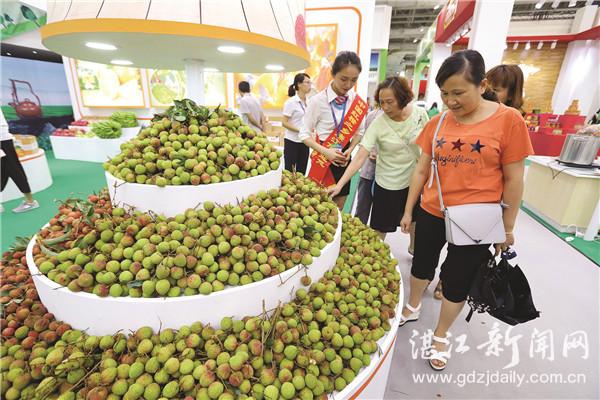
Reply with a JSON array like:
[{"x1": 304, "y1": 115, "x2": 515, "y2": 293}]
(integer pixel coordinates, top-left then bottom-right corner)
[
  {"x1": 436, "y1": 50, "x2": 486, "y2": 88},
  {"x1": 238, "y1": 81, "x2": 250, "y2": 93},
  {"x1": 486, "y1": 64, "x2": 524, "y2": 109},
  {"x1": 288, "y1": 73, "x2": 310, "y2": 97},
  {"x1": 374, "y1": 76, "x2": 413, "y2": 109},
  {"x1": 436, "y1": 50, "x2": 497, "y2": 102},
  {"x1": 331, "y1": 51, "x2": 362, "y2": 76}
]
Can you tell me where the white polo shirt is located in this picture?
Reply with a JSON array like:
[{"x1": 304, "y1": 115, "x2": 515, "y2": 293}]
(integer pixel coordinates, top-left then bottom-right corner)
[
  {"x1": 238, "y1": 93, "x2": 263, "y2": 132},
  {"x1": 282, "y1": 94, "x2": 307, "y2": 143},
  {"x1": 298, "y1": 82, "x2": 365, "y2": 143}
]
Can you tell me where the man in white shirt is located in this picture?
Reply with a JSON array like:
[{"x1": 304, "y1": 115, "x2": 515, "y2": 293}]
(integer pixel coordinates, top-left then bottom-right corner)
[{"x1": 238, "y1": 81, "x2": 266, "y2": 132}]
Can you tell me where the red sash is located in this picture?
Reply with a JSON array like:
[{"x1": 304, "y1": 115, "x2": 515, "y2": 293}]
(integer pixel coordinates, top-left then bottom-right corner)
[{"x1": 308, "y1": 95, "x2": 367, "y2": 187}]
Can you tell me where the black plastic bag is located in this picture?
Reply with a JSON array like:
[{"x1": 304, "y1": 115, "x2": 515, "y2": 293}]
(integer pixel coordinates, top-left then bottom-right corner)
[{"x1": 466, "y1": 253, "x2": 540, "y2": 325}]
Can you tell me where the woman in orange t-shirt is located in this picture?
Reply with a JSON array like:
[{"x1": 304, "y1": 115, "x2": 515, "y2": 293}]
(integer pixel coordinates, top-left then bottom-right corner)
[{"x1": 397, "y1": 50, "x2": 533, "y2": 371}]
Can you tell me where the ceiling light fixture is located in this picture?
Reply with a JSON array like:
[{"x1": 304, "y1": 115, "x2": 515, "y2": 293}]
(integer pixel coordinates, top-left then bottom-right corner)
[
  {"x1": 525, "y1": 41, "x2": 531, "y2": 50},
  {"x1": 551, "y1": 40, "x2": 557, "y2": 49},
  {"x1": 203, "y1": 67, "x2": 219, "y2": 72},
  {"x1": 420, "y1": 27, "x2": 425, "y2": 32},
  {"x1": 433, "y1": 4, "x2": 440, "y2": 10},
  {"x1": 551, "y1": 0, "x2": 560, "y2": 7},
  {"x1": 513, "y1": 42, "x2": 519, "y2": 50},
  {"x1": 568, "y1": 0, "x2": 576, "y2": 6},
  {"x1": 537, "y1": 41, "x2": 543, "y2": 49},
  {"x1": 32, "y1": 50, "x2": 38, "y2": 54},
  {"x1": 535, "y1": 1, "x2": 545, "y2": 9},
  {"x1": 265, "y1": 64, "x2": 284, "y2": 71},
  {"x1": 85, "y1": 42, "x2": 117, "y2": 51},
  {"x1": 111, "y1": 59, "x2": 133, "y2": 65},
  {"x1": 217, "y1": 45, "x2": 245, "y2": 54},
  {"x1": 6, "y1": 52, "x2": 11, "y2": 56},
  {"x1": 413, "y1": 38, "x2": 418, "y2": 43}
]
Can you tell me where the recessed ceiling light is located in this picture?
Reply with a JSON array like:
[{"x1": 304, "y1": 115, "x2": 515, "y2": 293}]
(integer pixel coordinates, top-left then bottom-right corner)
[
  {"x1": 420, "y1": 27, "x2": 424, "y2": 32},
  {"x1": 568, "y1": 0, "x2": 576, "y2": 6},
  {"x1": 217, "y1": 45, "x2": 245, "y2": 54},
  {"x1": 203, "y1": 67, "x2": 219, "y2": 72},
  {"x1": 111, "y1": 59, "x2": 133, "y2": 66},
  {"x1": 551, "y1": 40, "x2": 557, "y2": 49},
  {"x1": 266, "y1": 64, "x2": 284, "y2": 71},
  {"x1": 413, "y1": 38, "x2": 418, "y2": 43},
  {"x1": 86, "y1": 42, "x2": 117, "y2": 51},
  {"x1": 6, "y1": 52, "x2": 11, "y2": 56},
  {"x1": 32, "y1": 50, "x2": 38, "y2": 54},
  {"x1": 535, "y1": 1, "x2": 545, "y2": 9},
  {"x1": 513, "y1": 42, "x2": 519, "y2": 50},
  {"x1": 433, "y1": 4, "x2": 440, "y2": 10},
  {"x1": 537, "y1": 41, "x2": 544, "y2": 49},
  {"x1": 525, "y1": 41, "x2": 531, "y2": 50}
]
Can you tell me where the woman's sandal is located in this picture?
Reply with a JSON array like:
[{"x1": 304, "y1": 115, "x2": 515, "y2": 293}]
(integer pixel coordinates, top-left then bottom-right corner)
[
  {"x1": 428, "y1": 335, "x2": 450, "y2": 371},
  {"x1": 398, "y1": 302, "x2": 421, "y2": 326},
  {"x1": 433, "y1": 281, "x2": 443, "y2": 300}
]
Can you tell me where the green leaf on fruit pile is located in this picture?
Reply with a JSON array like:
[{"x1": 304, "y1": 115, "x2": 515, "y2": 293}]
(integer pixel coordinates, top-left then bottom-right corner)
[{"x1": 126, "y1": 280, "x2": 145, "y2": 289}]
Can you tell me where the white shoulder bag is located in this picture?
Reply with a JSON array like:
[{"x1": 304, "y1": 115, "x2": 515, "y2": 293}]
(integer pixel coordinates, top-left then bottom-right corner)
[{"x1": 429, "y1": 112, "x2": 506, "y2": 246}]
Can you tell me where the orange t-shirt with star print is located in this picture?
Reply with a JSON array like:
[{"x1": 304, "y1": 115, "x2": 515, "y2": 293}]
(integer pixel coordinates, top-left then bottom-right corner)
[{"x1": 415, "y1": 104, "x2": 533, "y2": 218}]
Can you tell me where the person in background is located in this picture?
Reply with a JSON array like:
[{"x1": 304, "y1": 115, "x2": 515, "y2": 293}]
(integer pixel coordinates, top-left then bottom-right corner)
[
  {"x1": 353, "y1": 106, "x2": 383, "y2": 225},
  {"x1": 282, "y1": 73, "x2": 312, "y2": 174},
  {"x1": 415, "y1": 93, "x2": 427, "y2": 108},
  {"x1": 0, "y1": 109, "x2": 39, "y2": 213},
  {"x1": 238, "y1": 81, "x2": 266, "y2": 132},
  {"x1": 486, "y1": 64, "x2": 525, "y2": 115},
  {"x1": 398, "y1": 50, "x2": 532, "y2": 370},
  {"x1": 299, "y1": 51, "x2": 367, "y2": 210},
  {"x1": 328, "y1": 76, "x2": 428, "y2": 249},
  {"x1": 428, "y1": 102, "x2": 440, "y2": 118}
]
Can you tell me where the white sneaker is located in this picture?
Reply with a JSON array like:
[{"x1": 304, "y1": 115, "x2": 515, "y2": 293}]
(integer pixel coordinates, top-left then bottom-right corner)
[{"x1": 12, "y1": 200, "x2": 39, "y2": 213}]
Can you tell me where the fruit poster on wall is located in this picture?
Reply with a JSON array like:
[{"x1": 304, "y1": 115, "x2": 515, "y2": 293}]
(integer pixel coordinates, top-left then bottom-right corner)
[
  {"x1": 75, "y1": 60, "x2": 145, "y2": 108},
  {"x1": 234, "y1": 24, "x2": 337, "y2": 110},
  {"x1": 148, "y1": 70, "x2": 227, "y2": 108}
]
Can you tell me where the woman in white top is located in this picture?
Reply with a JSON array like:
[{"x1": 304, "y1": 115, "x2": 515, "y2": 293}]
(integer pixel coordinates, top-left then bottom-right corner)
[
  {"x1": 282, "y1": 73, "x2": 311, "y2": 174},
  {"x1": 0, "y1": 109, "x2": 39, "y2": 213},
  {"x1": 298, "y1": 51, "x2": 366, "y2": 209}
]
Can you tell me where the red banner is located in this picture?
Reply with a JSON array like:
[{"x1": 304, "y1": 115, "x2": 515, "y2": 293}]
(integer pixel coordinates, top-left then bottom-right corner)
[{"x1": 308, "y1": 95, "x2": 367, "y2": 187}]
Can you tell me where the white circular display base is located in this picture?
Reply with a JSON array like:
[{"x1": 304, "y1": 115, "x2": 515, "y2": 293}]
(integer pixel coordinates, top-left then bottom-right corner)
[
  {"x1": 25, "y1": 210, "x2": 341, "y2": 335},
  {"x1": 105, "y1": 157, "x2": 283, "y2": 217},
  {"x1": 1, "y1": 149, "x2": 53, "y2": 203},
  {"x1": 332, "y1": 265, "x2": 403, "y2": 400},
  {"x1": 50, "y1": 127, "x2": 140, "y2": 163}
]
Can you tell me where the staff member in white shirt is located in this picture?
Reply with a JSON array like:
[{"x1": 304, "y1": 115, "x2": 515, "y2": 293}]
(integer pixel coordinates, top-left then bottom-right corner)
[
  {"x1": 282, "y1": 73, "x2": 311, "y2": 174},
  {"x1": 238, "y1": 81, "x2": 266, "y2": 132},
  {"x1": 0, "y1": 109, "x2": 39, "y2": 213},
  {"x1": 299, "y1": 51, "x2": 365, "y2": 209}
]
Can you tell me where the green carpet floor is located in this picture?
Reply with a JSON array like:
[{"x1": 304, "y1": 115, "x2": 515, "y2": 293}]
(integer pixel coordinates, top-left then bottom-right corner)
[
  {"x1": 1, "y1": 153, "x2": 597, "y2": 266},
  {"x1": 1, "y1": 151, "x2": 106, "y2": 253}
]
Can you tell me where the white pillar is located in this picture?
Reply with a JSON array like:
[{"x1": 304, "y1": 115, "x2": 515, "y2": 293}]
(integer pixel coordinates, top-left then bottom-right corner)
[
  {"x1": 425, "y1": 43, "x2": 451, "y2": 109},
  {"x1": 185, "y1": 59, "x2": 205, "y2": 104},
  {"x1": 468, "y1": 0, "x2": 514, "y2": 71}
]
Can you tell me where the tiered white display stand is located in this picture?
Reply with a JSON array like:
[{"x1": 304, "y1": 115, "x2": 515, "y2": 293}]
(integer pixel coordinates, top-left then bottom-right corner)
[
  {"x1": 50, "y1": 126, "x2": 141, "y2": 162},
  {"x1": 26, "y1": 170, "x2": 403, "y2": 400},
  {"x1": 105, "y1": 157, "x2": 284, "y2": 216}
]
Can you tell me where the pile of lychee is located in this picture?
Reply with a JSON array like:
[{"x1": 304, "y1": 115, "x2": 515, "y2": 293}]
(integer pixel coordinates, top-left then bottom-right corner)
[
  {"x1": 33, "y1": 172, "x2": 339, "y2": 298},
  {"x1": 1, "y1": 213, "x2": 400, "y2": 400},
  {"x1": 103, "y1": 108, "x2": 282, "y2": 186}
]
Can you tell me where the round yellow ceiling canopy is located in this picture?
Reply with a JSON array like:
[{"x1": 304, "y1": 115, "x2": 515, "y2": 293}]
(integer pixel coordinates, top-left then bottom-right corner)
[{"x1": 41, "y1": 19, "x2": 310, "y2": 72}]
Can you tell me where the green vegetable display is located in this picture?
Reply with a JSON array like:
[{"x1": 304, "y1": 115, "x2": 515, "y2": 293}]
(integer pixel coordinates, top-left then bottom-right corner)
[
  {"x1": 110, "y1": 111, "x2": 138, "y2": 128},
  {"x1": 91, "y1": 120, "x2": 122, "y2": 139}
]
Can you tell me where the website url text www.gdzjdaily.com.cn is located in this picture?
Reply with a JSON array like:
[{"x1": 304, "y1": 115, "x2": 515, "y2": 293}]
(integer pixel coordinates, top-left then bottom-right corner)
[{"x1": 412, "y1": 370, "x2": 587, "y2": 388}]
